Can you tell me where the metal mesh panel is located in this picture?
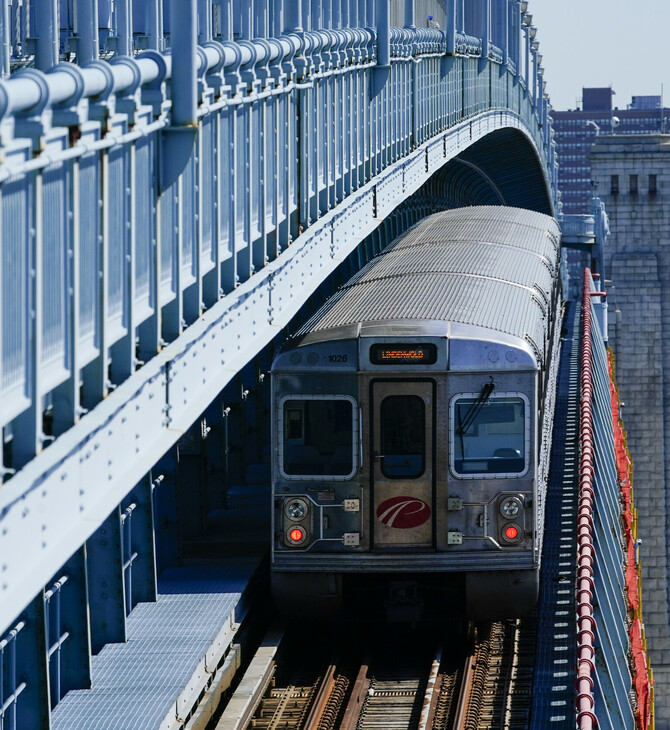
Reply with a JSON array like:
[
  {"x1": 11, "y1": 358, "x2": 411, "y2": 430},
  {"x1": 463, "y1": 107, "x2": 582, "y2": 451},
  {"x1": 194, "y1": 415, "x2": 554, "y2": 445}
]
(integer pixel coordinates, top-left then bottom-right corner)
[
  {"x1": 41, "y1": 164, "x2": 67, "y2": 374},
  {"x1": 78, "y1": 152, "x2": 100, "y2": 365},
  {"x1": 107, "y1": 147, "x2": 128, "y2": 342},
  {"x1": 1, "y1": 179, "x2": 29, "y2": 400},
  {"x1": 134, "y1": 139, "x2": 153, "y2": 322}
]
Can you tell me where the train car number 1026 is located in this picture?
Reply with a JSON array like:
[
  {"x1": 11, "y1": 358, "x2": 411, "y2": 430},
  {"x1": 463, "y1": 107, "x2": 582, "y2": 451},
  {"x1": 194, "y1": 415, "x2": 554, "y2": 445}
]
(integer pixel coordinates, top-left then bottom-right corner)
[{"x1": 328, "y1": 354, "x2": 348, "y2": 363}]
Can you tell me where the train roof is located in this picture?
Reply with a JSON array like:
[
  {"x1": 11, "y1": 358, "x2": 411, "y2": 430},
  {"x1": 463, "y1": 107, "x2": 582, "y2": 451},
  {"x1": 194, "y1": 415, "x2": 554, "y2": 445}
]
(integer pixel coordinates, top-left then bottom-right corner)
[{"x1": 292, "y1": 206, "x2": 561, "y2": 364}]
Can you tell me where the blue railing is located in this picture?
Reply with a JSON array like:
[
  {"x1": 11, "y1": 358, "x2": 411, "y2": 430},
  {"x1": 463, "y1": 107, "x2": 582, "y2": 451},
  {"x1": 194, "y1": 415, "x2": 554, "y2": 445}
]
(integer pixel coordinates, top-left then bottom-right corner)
[
  {"x1": 0, "y1": 621, "x2": 27, "y2": 728},
  {"x1": 0, "y1": 3, "x2": 555, "y2": 480},
  {"x1": 584, "y1": 275, "x2": 635, "y2": 728}
]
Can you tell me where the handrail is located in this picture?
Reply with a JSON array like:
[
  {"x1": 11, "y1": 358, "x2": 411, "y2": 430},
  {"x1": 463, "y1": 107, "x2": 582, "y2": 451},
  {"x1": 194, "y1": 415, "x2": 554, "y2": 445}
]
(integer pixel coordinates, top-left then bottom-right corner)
[{"x1": 576, "y1": 268, "x2": 597, "y2": 728}]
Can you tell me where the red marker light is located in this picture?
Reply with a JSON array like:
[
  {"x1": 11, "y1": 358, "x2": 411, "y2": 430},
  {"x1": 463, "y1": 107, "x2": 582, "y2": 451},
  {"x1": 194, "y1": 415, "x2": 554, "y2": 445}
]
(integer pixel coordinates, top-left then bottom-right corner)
[
  {"x1": 504, "y1": 525, "x2": 519, "y2": 540},
  {"x1": 288, "y1": 527, "x2": 305, "y2": 543}
]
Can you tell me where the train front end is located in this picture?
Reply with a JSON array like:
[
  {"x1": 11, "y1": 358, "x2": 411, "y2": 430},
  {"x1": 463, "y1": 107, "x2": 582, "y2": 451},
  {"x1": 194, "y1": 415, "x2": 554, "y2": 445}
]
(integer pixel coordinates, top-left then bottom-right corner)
[{"x1": 270, "y1": 323, "x2": 544, "y2": 621}]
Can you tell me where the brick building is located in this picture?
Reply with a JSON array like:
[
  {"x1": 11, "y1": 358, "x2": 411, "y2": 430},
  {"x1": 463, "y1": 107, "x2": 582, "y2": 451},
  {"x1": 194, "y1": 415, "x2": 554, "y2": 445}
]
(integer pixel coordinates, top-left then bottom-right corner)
[{"x1": 553, "y1": 87, "x2": 670, "y2": 214}]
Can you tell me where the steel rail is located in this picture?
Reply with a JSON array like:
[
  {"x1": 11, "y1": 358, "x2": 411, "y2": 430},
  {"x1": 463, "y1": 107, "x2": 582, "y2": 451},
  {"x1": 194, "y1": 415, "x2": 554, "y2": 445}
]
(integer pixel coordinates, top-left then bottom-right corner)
[
  {"x1": 453, "y1": 647, "x2": 477, "y2": 730},
  {"x1": 302, "y1": 663, "x2": 338, "y2": 730},
  {"x1": 339, "y1": 663, "x2": 371, "y2": 730},
  {"x1": 418, "y1": 646, "x2": 444, "y2": 730}
]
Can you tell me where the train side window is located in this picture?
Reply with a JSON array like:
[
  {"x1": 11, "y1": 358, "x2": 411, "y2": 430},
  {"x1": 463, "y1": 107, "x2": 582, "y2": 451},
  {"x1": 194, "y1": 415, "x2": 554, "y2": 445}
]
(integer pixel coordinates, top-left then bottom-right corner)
[
  {"x1": 380, "y1": 395, "x2": 425, "y2": 478},
  {"x1": 451, "y1": 396, "x2": 527, "y2": 477},
  {"x1": 281, "y1": 397, "x2": 356, "y2": 478}
]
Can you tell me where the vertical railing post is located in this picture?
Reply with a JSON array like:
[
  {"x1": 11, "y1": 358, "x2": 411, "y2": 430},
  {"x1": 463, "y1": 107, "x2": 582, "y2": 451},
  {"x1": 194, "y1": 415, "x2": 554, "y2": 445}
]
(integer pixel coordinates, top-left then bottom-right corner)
[
  {"x1": 254, "y1": 0, "x2": 268, "y2": 37},
  {"x1": 377, "y1": 0, "x2": 390, "y2": 64},
  {"x1": 445, "y1": 0, "x2": 456, "y2": 54},
  {"x1": 478, "y1": 0, "x2": 490, "y2": 74},
  {"x1": 35, "y1": 0, "x2": 59, "y2": 70},
  {"x1": 237, "y1": 0, "x2": 252, "y2": 38},
  {"x1": 338, "y1": 1, "x2": 351, "y2": 28},
  {"x1": 523, "y1": 16, "x2": 530, "y2": 91},
  {"x1": 512, "y1": 2, "x2": 521, "y2": 76},
  {"x1": 501, "y1": 0, "x2": 509, "y2": 66},
  {"x1": 481, "y1": 0, "x2": 490, "y2": 59},
  {"x1": 146, "y1": 0, "x2": 163, "y2": 50},
  {"x1": 531, "y1": 41, "x2": 538, "y2": 107},
  {"x1": 404, "y1": 0, "x2": 415, "y2": 29},
  {"x1": 285, "y1": 0, "x2": 304, "y2": 33},
  {"x1": 98, "y1": 0, "x2": 113, "y2": 48},
  {"x1": 333, "y1": 0, "x2": 341, "y2": 30},
  {"x1": 20, "y1": 1, "x2": 31, "y2": 58},
  {"x1": 198, "y1": 0, "x2": 212, "y2": 44},
  {"x1": 217, "y1": 0, "x2": 232, "y2": 41},
  {"x1": 117, "y1": 0, "x2": 133, "y2": 56},
  {"x1": 311, "y1": 0, "x2": 322, "y2": 32},
  {"x1": 372, "y1": 0, "x2": 390, "y2": 96},
  {"x1": 170, "y1": 0, "x2": 197, "y2": 127},
  {"x1": 76, "y1": 0, "x2": 99, "y2": 62},
  {"x1": 160, "y1": 0, "x2": 198, "y2": 192},
  {"x1": 0, "y1": 0, "x2": 10, "y2": 77}
]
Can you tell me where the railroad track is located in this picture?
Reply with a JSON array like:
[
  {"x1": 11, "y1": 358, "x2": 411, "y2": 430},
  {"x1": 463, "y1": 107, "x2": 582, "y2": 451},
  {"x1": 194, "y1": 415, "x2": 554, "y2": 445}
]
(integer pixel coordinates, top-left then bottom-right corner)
[
  {"x1": 216, "y1": 618, "x2": 537, "y2": 729},
  {"x1": 453, "y1": 618, "x2": 537, "y2": 729}
]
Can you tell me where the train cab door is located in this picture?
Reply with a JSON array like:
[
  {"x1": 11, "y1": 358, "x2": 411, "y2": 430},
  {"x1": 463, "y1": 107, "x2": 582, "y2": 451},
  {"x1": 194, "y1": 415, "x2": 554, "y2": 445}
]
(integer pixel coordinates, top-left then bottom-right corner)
[{"x1": 370, "y1": 380, "x2": 435, "y2": 549}]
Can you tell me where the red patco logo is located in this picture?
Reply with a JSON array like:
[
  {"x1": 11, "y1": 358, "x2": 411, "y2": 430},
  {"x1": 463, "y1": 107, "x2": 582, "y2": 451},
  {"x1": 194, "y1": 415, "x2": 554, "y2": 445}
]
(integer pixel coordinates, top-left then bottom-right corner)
[{"x1": 376, "y1": 496, "x2": 430, "y2": 529}]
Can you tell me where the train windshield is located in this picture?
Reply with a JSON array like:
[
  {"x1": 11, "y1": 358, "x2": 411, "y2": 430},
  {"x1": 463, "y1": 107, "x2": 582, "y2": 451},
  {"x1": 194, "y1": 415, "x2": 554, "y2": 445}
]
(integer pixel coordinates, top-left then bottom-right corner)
[
  {"x1": 282, "y1": 398, "x2": 354, "y2": 477},
  {"x1": 452, "y1": 396, "x2": 526, "y2": 475}
]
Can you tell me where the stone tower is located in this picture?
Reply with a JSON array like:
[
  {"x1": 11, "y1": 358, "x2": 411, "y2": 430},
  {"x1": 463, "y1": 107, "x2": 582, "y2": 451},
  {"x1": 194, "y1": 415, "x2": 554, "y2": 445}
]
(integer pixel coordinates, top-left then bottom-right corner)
[{"x1": 590, "y1": 134, "x2": 670, "y2": 726}]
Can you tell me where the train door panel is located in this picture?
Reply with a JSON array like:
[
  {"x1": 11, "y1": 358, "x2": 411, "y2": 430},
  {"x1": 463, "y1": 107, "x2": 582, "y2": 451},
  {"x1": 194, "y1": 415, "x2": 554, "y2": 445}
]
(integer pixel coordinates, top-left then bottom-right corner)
[{"x1": 370, "y1": 380, "x2": 435, "y2": 549}]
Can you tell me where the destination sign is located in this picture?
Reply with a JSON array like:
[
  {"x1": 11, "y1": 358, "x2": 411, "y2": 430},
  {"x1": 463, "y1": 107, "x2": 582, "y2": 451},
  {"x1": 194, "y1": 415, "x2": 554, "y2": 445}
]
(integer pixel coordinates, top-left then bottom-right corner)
[{"x1": 369, "y1": 343, "x2": 437, "y2": 365}]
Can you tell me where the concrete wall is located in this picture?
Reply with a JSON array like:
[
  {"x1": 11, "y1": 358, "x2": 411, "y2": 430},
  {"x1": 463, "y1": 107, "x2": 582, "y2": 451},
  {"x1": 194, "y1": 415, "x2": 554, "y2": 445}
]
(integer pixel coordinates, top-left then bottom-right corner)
[{"x1": 591, "y1": 134, "x2": 670, "y2": 727}]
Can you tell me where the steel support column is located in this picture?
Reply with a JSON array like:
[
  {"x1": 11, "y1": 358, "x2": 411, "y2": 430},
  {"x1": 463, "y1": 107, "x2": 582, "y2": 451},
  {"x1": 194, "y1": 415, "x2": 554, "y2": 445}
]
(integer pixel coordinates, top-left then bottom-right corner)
[
  {"x1": 124, "y1": 475, "x2": 159, "y2": 607},
  {"x1": 86, "y1": 508, "x2": 126, "y2": 654},
  {"x1": 15, "y1": 595, "x2": 50, "y2": 728}
]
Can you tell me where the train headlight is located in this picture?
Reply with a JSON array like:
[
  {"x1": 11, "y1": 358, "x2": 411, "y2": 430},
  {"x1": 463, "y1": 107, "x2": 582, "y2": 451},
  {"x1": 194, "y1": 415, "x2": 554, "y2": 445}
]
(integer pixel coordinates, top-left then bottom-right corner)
[
  {"x1": 500, "y1": 522, "x2": 524, "y2": 544},
  {"x1": 503, "y1": 524, "x2": 519, "y2": 541},
  {"x1": 286, "y1": 525, "x2": 307, "y2": 546},
  {"x1": 499, "y1": 496, "x2": 522, "y2": 519},
  {"x1": 285, "y1": 498, "x2": 309, "y2": 521}
]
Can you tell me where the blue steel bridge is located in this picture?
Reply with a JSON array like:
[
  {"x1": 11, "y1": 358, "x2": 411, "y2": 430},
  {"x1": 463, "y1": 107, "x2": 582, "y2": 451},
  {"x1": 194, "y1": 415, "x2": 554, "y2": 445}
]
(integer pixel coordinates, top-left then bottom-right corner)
[{"x1": 0, "y1": 1, "x2": 643, "y2": 728}]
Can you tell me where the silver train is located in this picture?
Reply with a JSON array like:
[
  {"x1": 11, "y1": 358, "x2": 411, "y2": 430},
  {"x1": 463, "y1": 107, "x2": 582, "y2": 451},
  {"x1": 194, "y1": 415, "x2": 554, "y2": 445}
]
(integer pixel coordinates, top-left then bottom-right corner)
[{"x1": 270, "y1": 206, "x2": 562, "y2": 620}]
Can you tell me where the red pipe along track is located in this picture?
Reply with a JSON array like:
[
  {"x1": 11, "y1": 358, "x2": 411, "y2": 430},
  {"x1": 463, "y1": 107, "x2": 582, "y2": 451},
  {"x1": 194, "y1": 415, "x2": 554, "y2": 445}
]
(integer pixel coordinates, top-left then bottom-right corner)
[{"x1": 576, "y1": 269, "x2": 597, "y2": 728}]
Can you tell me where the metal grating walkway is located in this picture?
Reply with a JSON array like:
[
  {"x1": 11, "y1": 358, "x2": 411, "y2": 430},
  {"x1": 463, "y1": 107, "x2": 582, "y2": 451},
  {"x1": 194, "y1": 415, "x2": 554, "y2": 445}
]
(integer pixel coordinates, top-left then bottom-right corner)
[
  {"x1": 51, "y1": 562, "x2": 258, "y2": 730},
  {"x1": 51, "y1": 482, "x2": 269, "y2": 729},
  {"x1": 531, "y1": 301, "x2": 580, "y2": 726}
]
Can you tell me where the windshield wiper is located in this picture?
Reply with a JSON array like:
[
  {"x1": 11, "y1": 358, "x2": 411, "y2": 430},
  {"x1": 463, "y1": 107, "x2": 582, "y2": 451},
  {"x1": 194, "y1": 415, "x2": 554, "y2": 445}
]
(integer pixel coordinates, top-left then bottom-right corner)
[{"x1": 456, "y1": 379, "x2": 495, "y2": 436}]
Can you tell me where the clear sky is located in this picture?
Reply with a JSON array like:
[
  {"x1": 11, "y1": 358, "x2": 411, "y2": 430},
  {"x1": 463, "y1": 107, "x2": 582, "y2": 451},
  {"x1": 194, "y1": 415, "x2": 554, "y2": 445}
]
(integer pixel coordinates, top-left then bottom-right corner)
[{"x1": 528, "y1": 0, "x2": 670, "y2": 111}]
